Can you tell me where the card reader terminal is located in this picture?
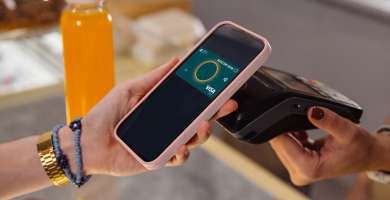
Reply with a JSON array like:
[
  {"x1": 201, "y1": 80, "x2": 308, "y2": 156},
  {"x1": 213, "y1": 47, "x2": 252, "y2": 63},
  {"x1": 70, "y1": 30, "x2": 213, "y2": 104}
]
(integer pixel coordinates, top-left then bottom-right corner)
[{"x1": 216, "y1": 66, "x2": 363, "y2": 144}]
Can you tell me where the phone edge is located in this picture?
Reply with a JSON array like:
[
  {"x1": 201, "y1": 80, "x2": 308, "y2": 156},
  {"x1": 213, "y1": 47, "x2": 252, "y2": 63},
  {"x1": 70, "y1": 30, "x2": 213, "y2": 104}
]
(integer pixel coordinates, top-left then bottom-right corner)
[{"x1": 113, "y1": 21, "x2": 272, "y2": 170}]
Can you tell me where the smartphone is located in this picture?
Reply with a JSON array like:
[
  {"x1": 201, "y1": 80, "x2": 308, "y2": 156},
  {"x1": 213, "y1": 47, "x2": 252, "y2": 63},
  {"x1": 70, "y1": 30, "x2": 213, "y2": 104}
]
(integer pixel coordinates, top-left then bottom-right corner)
[{"x1": 114, "y1": 21, "x2": 271, "y2": 170}]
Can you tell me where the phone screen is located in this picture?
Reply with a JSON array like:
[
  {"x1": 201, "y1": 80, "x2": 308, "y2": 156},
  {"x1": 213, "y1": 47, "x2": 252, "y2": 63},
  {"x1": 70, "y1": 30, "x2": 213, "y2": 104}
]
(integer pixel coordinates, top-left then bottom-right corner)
[{"x1": 117, "y1": 24, "x2": 265, "y2": 161}]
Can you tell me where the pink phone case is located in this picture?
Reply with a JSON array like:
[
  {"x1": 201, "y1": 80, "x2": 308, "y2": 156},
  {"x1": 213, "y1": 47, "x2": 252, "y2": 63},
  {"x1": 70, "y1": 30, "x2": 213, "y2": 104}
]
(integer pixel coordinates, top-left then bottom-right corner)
[{"x1": 114, "y1": 21, "x2": 272, "y2": 170}]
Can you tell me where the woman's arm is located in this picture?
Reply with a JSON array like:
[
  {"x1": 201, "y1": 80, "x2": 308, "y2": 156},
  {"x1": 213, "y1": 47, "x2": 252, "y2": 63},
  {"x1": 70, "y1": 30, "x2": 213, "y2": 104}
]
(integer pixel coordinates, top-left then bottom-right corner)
[
  {"x1": 0, "y1": 136, "x2": 52, "y2": 199},
  {"x1": 0, "y1": 126, "x2": 80, "y2": 199}
]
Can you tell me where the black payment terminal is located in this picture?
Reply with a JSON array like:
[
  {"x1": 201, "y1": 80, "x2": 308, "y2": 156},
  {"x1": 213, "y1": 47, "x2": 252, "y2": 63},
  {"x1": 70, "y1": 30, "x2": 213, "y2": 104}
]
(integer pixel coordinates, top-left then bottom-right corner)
[{"x1": 216, "y1": 66, "x2": 363, "y2": 144}]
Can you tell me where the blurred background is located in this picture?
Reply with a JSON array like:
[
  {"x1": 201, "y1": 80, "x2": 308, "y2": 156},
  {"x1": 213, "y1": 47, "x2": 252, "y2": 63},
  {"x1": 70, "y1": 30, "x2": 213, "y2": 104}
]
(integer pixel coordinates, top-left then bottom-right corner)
[{"x1": 1, "y1": 0, "x2": 390, "y2": 199}]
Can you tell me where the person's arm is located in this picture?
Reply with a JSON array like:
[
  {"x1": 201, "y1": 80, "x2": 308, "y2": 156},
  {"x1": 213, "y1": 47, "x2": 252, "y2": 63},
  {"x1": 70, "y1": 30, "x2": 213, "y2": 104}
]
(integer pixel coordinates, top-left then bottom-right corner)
[
  {"x1": 0, "y1": 136, "x2": 52, "y2": 199},
  {"x1": 270, "y1": 106, "x2": 390, "y2": 186},
  {"x1": 0, "y1": 127, "x2": 79, "y2": 199},
  {"x1": 0, "y1": 57, "x2": 238, "y2": 199}
]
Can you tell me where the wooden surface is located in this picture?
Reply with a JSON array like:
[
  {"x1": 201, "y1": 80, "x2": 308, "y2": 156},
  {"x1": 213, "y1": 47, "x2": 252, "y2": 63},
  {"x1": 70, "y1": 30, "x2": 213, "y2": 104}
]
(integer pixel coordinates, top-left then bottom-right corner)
[{"x1": 202, "y1": 135, "x2": 309, "y2": 200}]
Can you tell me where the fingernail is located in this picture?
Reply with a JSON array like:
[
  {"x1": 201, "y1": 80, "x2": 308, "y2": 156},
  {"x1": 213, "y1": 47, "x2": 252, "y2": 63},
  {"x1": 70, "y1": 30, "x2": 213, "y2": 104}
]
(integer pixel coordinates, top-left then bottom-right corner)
[
  {"x1": 311, "y1": 107, "x2": 324, "y2": 120},
  {"x1": 185, "y1": 150, "x2": 189, "y2": 156},
  {"x1": 207, "y1": 130, "x2": 212, "y2": 136}
]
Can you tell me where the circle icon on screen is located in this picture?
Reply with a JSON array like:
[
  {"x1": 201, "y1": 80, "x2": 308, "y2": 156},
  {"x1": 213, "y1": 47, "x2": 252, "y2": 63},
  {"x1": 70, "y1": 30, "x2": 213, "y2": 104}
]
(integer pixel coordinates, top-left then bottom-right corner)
[{"x1": 195, "y1": 61, "x2": 218, "y2": 82}]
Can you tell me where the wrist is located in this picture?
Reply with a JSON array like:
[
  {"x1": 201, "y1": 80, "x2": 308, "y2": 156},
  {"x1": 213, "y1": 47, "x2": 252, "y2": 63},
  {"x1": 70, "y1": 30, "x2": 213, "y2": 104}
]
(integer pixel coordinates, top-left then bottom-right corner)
[
  {"x1": 58, "y1": 123, "x2": 92, "y2": 175},
  {"x1": 371, "y1": 133, "x2": 390, "y2": 172}
]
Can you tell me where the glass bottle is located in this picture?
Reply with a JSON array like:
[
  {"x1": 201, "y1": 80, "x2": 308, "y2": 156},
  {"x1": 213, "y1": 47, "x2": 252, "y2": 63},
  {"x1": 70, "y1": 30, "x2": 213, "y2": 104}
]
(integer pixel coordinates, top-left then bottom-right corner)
[{"x1": 61, "y1": 0, "x2": 115, "y2": 123}]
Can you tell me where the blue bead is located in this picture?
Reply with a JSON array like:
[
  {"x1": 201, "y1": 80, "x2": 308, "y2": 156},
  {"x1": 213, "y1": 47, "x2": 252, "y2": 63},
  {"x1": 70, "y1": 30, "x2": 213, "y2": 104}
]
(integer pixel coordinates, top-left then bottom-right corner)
[{"x1": 51, "y1": 118, "x2": 91, "y2": 187}]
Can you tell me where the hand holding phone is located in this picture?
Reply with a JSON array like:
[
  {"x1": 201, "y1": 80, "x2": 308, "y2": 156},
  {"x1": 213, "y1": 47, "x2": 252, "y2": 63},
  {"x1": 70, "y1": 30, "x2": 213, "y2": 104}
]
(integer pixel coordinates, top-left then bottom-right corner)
[
  {"x1": 65, "y1": 58, "x2": 239, "y2": 177},
  {"x1": 115, "y1": 21, "x2": 272, "y2": 170}
]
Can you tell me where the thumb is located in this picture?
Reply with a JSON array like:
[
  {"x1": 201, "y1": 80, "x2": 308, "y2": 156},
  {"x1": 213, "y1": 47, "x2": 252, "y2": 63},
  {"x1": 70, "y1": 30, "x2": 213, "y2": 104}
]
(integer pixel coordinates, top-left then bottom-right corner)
[
  {"x1": 129, "y1": 57, "x2": 180, "y2": 95},
  {"x1": 146, "y1": 57, "x2": 180, "y2": 84},
  {"x1": 308, "y1": 106, "x2": 358, "y2": 144}
]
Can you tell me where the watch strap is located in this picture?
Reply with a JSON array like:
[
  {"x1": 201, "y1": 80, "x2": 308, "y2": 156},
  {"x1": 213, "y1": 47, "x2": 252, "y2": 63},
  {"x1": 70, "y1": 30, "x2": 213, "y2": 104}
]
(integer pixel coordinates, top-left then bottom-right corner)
[{"x1": 37, "y1": 132, "x2": 70, "y2": 187}]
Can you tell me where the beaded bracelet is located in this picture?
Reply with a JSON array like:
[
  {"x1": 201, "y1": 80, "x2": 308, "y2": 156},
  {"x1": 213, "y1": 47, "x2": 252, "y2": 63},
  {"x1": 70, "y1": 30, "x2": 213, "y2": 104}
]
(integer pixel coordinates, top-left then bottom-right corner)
[{"x1": 52, "y1": 117, "x2": 92, "y2": 187}]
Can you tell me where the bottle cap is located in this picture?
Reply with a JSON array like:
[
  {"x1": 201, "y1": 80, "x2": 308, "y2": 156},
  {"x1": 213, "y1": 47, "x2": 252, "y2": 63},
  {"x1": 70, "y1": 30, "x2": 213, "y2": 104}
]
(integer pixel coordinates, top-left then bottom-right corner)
[{"x1": 65, "y1": 0, "x2": 102, "y2": 4}]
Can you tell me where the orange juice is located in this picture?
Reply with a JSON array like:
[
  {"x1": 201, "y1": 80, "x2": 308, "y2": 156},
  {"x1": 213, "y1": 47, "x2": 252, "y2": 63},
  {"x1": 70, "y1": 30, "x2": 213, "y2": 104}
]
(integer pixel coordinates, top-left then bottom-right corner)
[{"x1": 61, "y1": 2, "x2": 114, "y2": 123}]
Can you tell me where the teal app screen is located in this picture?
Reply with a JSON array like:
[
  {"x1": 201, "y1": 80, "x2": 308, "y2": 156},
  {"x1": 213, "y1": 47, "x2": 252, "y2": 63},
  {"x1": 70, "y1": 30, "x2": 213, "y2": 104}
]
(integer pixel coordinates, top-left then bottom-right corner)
[{"x1": 176, "y1": 47, "x2": 240, "y2": 98}]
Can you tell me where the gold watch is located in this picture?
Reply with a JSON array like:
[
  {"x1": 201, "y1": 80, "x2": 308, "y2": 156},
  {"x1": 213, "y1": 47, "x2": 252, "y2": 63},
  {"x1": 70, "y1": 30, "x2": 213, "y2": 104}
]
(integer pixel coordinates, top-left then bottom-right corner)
[{"x1": 37, "y1": 131, "x2": 70, "y2": 187}]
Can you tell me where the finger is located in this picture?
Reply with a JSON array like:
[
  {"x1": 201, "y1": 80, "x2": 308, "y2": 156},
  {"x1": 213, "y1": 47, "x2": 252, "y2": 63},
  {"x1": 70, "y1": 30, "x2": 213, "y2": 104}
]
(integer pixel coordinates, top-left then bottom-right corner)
[
  {"x1": 270, "y1": 133, "x2": 321, "y2": 185},
  {"x1": 271, "y1": 137, "x2": 297, "y2": 174},
  {"x1": 165, "y1": 145, "x2": 189, "y2": 166},
  {"x1": 312, "y1": 135, "x2": 328, "y2": 151},
  {"x1": 293, "y1": 131, "x2": 308, "y2": 141},
  {"x1": 124, "y1": 57, "x2": 180, "y2": 95},
  {"x1": 275, "y1": 149, "x2": 309, "y2": 185},
  {"x1": 270, "y1": 133, "x2": 320, "y2": 173},
  {"x1": 292, "y1": 131, "x2": 315, "y2": 149},
  {"x1": 270, "y1": 133, "x2": 308, "y2": 165},
  {"x1": 270, "y1": 134, "x2": 303, "y2": 184},
  {"x1": 308, "y1": 106, "x2": 359, "y2": 144},
  {"x1": 300, "y1": 139, "x2": 315, "y2": 150},
  {"x1": 186, "y1": 121, "x2": 212, "y2": 149},
  {"x1": 210, "y1": 99, "x2": 238, "y2": 121}
]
